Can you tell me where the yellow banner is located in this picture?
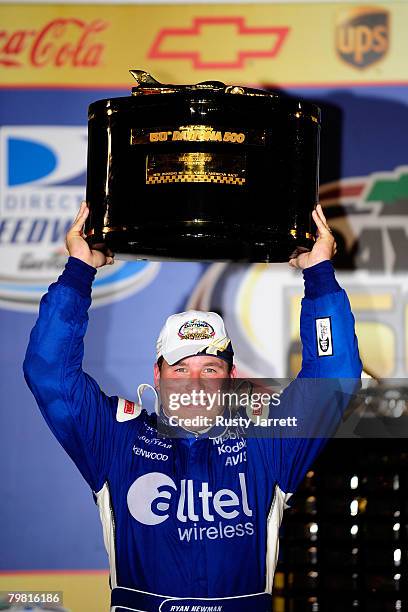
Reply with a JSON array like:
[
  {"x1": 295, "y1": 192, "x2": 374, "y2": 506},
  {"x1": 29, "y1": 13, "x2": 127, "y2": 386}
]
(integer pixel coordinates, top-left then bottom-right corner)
[
  {"x1": 0, "y1": 3, "x2": 407, "y2": 87},
  {"x1": 0, "y1": 571, "x2": 109, "y2": 612}
]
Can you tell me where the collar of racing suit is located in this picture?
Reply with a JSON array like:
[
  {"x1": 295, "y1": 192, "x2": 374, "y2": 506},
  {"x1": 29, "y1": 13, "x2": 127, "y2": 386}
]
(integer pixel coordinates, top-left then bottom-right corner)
[{"x1": 136, "y1": 383, "x2": 231, "y2": 442}]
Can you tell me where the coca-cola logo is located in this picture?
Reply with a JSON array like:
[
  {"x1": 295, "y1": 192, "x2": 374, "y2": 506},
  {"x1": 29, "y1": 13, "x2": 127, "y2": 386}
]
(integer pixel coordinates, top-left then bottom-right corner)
[{"x1": 0, "y1": 18, "x2": 108, "y2": 68}]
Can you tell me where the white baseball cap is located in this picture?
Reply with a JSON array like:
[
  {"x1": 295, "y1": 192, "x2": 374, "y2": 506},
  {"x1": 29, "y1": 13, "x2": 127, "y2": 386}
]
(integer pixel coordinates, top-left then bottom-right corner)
[{"x1": 156, "y1": 310, "x2": 234, "y2": 366}]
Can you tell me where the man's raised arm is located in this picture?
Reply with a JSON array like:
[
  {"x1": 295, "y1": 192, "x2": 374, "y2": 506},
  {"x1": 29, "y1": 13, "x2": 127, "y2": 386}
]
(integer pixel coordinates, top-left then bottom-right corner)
[
  {"x1": 265, "y1": 205, "x2": 363, "y2": 498},
  {"x1": 294, "y1": 204, "x2": 362, "y2": 382},
  {"x1": 23, "y1": 203, "x2": 123, "y2": 493}
]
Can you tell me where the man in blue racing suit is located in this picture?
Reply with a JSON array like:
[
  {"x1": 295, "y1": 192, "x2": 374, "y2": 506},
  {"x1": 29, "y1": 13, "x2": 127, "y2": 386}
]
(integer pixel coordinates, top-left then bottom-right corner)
[{"x1": 24, "y1": 203, "x2": 362, "y2": 612}]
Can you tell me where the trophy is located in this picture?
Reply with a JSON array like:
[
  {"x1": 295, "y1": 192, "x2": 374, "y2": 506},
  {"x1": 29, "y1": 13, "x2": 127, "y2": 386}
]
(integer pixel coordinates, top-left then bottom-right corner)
[{"x1": 85, "y1": 70, "x2": 320, "y2": 262}]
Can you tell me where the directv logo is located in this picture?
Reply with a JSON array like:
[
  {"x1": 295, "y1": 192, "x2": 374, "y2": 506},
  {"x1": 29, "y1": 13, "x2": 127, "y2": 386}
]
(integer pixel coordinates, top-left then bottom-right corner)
[
  {"x1": 0, "y1": 125, "x2": 85, "y2": 245},
  {"x1": 0, "y1": 126, "x2": 159, "y2": 310}
]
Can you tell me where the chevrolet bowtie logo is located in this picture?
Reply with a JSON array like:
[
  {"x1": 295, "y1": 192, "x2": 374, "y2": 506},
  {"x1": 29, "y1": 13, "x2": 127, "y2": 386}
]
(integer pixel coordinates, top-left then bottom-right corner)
[{"x1": 148, "y1": 17, "x2": 290, "y2": 69}]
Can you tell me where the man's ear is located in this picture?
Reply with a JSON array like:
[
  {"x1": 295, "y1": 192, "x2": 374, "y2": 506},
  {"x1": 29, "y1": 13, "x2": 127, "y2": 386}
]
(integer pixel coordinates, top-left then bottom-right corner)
[
  {"x1": 230, "y1": 364, "x2": 237, "y2": 379},
  {"x1": 154, "y1": 362, "x2": 160, "y2": 387}
]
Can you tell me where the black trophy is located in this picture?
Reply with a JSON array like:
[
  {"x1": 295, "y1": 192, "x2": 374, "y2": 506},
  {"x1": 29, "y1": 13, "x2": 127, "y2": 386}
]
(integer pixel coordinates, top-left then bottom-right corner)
[{"x1": 85, "y1": 70, "x2": 320, "y2": 262}]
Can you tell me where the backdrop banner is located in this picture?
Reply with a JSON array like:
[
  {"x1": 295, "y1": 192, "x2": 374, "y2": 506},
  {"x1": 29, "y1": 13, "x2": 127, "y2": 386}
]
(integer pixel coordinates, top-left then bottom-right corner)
[{"x1": 1, "y1": 2, "x2": 407, "y2": 611}]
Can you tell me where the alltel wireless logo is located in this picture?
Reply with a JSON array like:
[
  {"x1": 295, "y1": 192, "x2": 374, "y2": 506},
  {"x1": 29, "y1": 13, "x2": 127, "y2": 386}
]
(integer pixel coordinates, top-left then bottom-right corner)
[
  {"x1": 127, "y1": 472, "x2": 254, "y2": 542},
  {"x1": 335, "y1": 6, "x2": 389, "y2": 69}
]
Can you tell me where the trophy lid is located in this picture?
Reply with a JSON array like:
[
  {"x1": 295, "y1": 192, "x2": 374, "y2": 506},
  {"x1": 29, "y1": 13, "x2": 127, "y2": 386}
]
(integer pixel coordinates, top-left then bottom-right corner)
[
  {"x1": 129, "y1": 70, "x2": 320, "y2": 121},
  {"x1": 130, "y1": 69, "x2": 266, "y2": 97},
  {"x1": 130, "y1": 70, "x2": 228, "y2": 94}
]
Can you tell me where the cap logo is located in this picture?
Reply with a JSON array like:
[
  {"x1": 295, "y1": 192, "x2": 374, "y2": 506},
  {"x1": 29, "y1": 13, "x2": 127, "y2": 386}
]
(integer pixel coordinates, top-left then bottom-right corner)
[{"x1": 178, "y1": 319, "x2": 216, "y2": 341}]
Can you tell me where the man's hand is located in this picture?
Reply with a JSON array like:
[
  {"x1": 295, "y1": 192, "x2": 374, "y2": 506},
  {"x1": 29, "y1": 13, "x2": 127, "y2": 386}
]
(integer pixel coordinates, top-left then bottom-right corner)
[
  {"x1": 289, "y1": 204, "x2": 337, "y2": 270},
  {"x1": 66, "y1": 201, "x2": 114, "y2": 269}
]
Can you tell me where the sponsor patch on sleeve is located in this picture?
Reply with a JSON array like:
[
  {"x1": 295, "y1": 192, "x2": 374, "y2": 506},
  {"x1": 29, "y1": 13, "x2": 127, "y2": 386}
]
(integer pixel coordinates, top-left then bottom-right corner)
[
  {"x1": 315, "y1": 316, "x2": 333, "y2": 357},
  {"x1": 116, "y1": 398, "x2": 142, "y2": 422}
]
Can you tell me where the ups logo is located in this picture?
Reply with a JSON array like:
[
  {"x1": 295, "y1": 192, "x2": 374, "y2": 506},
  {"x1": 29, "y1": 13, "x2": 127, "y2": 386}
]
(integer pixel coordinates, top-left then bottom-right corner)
[{"x1": 335, "y1": 6, "x2": 389, "y2": 69}]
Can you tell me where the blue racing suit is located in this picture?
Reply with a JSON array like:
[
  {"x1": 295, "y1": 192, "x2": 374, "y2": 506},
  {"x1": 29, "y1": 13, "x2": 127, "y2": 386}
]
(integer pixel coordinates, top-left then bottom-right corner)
[{"x1": 23, "y1": 257, "x2": 362, "y2": 612}]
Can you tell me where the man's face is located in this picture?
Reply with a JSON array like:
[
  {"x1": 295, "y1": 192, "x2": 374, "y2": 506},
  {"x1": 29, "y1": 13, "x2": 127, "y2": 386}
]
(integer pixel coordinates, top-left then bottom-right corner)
[{"x1": 154, "y1": 355, "x2": 236, "y2": 431}]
